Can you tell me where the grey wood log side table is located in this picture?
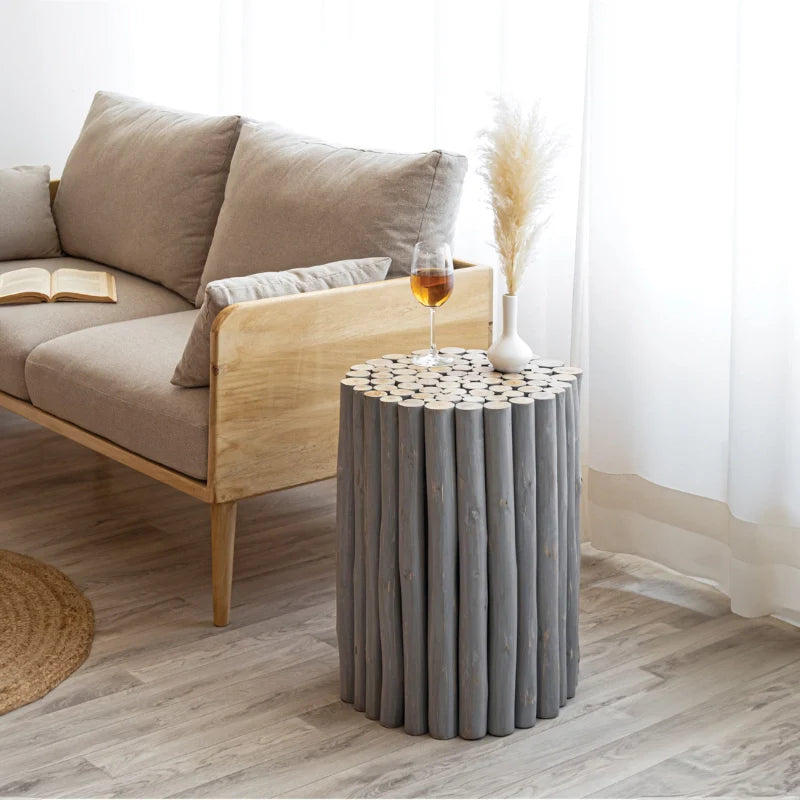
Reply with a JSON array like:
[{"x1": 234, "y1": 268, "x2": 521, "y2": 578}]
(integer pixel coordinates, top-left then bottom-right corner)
[{"x1": 336, "y1": 348, "x2": 582, "y2": 740}]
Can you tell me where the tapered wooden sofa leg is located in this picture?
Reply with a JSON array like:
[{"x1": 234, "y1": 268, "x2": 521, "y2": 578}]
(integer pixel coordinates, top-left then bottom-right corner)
[{"x1": 211, "y1": 501, "x2": 238, "y2": 627}]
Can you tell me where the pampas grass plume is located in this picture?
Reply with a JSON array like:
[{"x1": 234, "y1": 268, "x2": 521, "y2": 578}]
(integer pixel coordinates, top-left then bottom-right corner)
[{"x1": 478, "y1": 97, "x2": 559, "y2": 296}]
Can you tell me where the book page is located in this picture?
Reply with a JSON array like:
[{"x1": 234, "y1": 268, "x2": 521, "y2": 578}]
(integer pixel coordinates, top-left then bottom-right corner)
[
  {"x1": 52, "y1": 269, "x2": 116, "y2": 301},
  {"x1": 0, "y1": 268, "x2": 51, "y2": 299}
]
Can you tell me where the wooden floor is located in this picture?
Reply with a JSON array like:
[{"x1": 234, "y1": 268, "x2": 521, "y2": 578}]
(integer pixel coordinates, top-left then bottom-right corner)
[{"x1": 1, "y1": 408, "x2": 800, "y2": 798}]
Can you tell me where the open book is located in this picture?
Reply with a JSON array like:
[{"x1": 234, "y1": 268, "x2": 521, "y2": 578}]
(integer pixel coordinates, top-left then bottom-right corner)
[{"x1": 0, "y1": 268, "x2": 117, "y2": 305}]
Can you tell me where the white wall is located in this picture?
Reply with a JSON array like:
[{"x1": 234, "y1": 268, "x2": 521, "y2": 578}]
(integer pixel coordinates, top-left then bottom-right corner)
[
  {"x1": 0, "y1": 0, "x2": 588, "y2": 361},
  {"x1": 0, "y1": 0, "x2": 227, "y2": 172}
]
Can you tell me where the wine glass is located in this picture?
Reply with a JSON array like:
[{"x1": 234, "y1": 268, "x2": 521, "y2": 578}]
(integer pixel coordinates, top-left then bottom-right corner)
[{"x1": 410, "y1": 242, "x2": 455, "y2": 367}]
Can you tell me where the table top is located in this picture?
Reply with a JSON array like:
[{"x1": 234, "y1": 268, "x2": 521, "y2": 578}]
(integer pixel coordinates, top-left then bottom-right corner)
[{"x1": 341, "y1": 348, "x2": 582, "y2": 409}]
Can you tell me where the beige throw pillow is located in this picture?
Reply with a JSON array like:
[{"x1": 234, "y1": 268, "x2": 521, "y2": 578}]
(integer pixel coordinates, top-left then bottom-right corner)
[
  {"x1": 54, "y1": 92, "x2": 242, "y2": 302},
  {"x1": 172, "y1": 256, "x2": 391, "y2": 387},
  {"x1": 0, "y1": 166, "x2": 60, "y2": 261},
  {"x1": 195, "y1": 122, "x2": 467, "y2": 304}
]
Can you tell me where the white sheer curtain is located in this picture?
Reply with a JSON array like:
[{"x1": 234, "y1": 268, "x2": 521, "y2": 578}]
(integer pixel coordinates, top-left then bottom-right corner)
[
  {"x1": 577, "y1": 0, "x2": 800, "y2": 623},
  {"x1": 2, "y1": 0, "x2": 799, "y2": 621}
]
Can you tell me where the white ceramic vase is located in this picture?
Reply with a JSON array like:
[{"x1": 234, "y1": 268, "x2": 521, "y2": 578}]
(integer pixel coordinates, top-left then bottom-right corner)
[{"x1": 488, "y1": 293, "x2": 534, "y2": 373}]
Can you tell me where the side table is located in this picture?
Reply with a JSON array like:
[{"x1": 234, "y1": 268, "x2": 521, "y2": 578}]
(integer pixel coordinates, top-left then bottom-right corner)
[{"x1": 336, "y1": 348, "x2": 582, "y2": 740}]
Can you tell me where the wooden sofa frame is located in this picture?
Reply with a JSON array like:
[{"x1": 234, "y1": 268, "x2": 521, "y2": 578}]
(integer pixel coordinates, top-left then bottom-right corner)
[{"x1": 0, "y1": 180, "x2": 493, "y2": 626}]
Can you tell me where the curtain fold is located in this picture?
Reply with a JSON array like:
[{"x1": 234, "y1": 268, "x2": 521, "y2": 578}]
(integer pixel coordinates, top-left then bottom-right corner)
[{"x1": 579, "y1": 0, "x2": 800, "y2": 623}]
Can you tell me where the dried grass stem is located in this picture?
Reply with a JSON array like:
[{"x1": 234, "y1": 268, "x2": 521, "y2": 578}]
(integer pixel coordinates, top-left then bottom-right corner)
[{"x1": 478, "y1": 98, "x2": 559, "y2": 296}]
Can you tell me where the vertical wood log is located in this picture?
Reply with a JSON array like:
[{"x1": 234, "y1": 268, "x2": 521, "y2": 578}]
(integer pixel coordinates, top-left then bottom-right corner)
[
  {"x1": 364, "y1": 390, "x2": 386, "y2": 720},
  {"x1": 534, "y1": 391, "x2": 559, "y2": 718},
  {"x1": 553, "y1": 387, "x2": 569, "y2": 707},
  {"x1": 455, "y1": 402, "x2": 488, "y2": 740},
  {"x1": 484, "y1": 400, "x2": 517, "y2": 737},
  {"x1": 352, "y1": 384, "x2": 369, "y2": 711},
  {"x1": 554, "y1": 376, "x2": 580, "y2": 699},
  {"x1": 398, "y1": 398, "x2": 428, "y2": 735},
  {"x1": 379, "y1": 396, "x2": 404, "y2": 727},
  {"x1": 559, "y1": 369, "x2": 584, "y2": 698},
  {"x1": 566, "y1": 379, "x2": 580, "y2": 698},
  {"x1": 337, "y1": 379, "x2": 356, "y2": 703},
  {"x1": 425, "y1": 401, "x2": 458, "y2": 740},
  {"x1": 510, "y1": 397, "x2": 537, "y2": 727}
]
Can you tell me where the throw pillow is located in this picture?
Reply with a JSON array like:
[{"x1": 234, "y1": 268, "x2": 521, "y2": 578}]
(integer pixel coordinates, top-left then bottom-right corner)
[
  {"x1": 0, "y1": 166, "x2": 60, "y2": 261},
  {"x1": 172, "y1": 256, "x2": 391, "y2": 387}
]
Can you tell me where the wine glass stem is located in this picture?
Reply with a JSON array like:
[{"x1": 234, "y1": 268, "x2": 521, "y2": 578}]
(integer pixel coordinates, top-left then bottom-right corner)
[{"x1": 429, "y1": 307, "x2": 437, "y2": 358}]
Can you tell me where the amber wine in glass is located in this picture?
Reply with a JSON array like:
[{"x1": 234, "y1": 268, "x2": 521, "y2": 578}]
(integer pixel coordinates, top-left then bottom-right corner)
[{"x1": 410, "y1": 242, "x2": 455, "y2": 367}]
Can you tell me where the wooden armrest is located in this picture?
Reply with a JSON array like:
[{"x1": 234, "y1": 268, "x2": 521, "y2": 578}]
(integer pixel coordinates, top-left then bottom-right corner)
[{"x1": 209, "y1": 263, "x2": 493, "y2": 502}]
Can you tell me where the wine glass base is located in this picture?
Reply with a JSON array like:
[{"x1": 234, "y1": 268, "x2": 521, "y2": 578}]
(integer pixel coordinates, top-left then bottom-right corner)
[{"x1": 412, "y1": 352, "x2": 454, "y2": 367}]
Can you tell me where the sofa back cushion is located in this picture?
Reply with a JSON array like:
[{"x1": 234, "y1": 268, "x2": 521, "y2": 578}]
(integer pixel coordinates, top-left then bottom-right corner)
[
  {"x1": 53, "y1": 92, "x2": 241, "y2": 302},
  {"x1": 195, "y1": 122, "x2": 467, "y2": 304},
  {"x1": 173, "y1": 256, "x2": 391, "y2": 388},
  {"x1": 0, "y1": 165, "x2": 61, "y2": 261}
]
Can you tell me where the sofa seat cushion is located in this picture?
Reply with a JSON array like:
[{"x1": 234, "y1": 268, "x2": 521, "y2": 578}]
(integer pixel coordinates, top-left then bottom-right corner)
[
  {"x1": 25, "y1": 311, "x2": 208, "y2": 480},
  {"x1": 0, "y1": 257, "x2": 192, "y2": 400}
]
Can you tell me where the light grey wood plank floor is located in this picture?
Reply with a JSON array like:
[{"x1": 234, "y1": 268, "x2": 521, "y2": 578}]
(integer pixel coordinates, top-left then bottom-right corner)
[{"x1": 1, "y1": 408, "x2": 799, "y2": 798}]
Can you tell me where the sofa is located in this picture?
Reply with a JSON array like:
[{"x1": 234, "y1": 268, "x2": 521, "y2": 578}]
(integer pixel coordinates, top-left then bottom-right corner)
[{"x1": 0, "y1": 92, "x2": 493, "y2": 625}]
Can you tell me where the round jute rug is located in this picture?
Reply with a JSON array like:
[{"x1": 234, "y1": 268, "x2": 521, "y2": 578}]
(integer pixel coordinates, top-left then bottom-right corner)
[{"x1": 0, "y1": 550, "x2": 94, "y2": 715}]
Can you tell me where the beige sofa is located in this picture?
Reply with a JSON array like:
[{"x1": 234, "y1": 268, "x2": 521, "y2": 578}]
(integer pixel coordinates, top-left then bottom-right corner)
[{"x1": 0, "y1": 92, "x2": 492, "y2": 625}]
